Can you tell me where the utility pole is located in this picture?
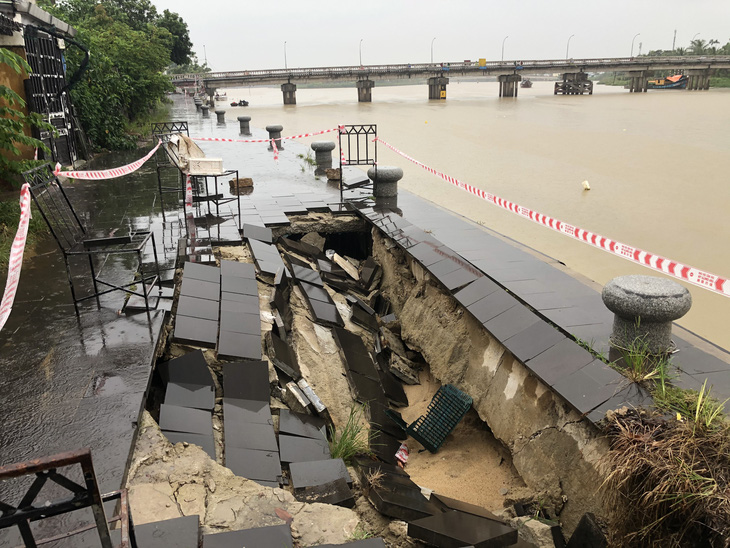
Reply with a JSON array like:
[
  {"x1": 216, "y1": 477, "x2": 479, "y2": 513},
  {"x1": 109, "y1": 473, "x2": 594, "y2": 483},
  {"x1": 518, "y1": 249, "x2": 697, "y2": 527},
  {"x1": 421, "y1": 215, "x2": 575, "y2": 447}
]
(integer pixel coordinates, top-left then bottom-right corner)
[{"x1": 672, "y1": 29, "x2": 677, "y2": 51}]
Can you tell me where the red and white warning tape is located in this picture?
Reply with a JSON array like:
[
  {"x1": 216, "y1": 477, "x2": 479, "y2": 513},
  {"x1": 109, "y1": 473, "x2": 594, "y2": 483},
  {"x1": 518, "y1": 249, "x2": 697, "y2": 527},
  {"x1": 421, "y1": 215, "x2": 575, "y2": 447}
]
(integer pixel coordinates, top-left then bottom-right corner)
[
  {"x1": 0, "y1": 184, "x2": 32, "y2": 331},
  {"x1": 375, "y1": 137, "x2": 730, "y2": 298},
  {"x1": 191, "y1": 126, "x2": 343, "y2": 145},
  {"x1": 185, "y1": 174, "x2": 193, "y2": 207},
  {"x1": 54, "y1": 141, "x2": 161, "y2": 180}
]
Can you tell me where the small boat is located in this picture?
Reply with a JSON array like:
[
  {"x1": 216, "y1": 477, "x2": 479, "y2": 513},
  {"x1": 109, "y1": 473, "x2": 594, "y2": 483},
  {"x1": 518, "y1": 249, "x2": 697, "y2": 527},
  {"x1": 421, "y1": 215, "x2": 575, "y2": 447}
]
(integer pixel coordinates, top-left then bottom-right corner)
[
  {"x1": 647, "y1": 75, "x2": 688, "y2": 89},
  {"x1": 520, "y1": 78, "x2": 533, "y2": 88},
  {"x1": 215, "y1": 93, "x2": 227, "y2": 100},
  {"x1": 230, "y1": 100, "x2": 249, "y2": 107}
]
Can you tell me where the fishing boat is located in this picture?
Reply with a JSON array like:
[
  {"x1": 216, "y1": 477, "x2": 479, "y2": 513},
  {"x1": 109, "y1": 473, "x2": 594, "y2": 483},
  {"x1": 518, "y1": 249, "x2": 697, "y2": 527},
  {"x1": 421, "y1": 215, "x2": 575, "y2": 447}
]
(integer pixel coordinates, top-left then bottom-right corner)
[
  {"x1": 520, "y1": 78, "x2": 533, "y2": 88},
  {"x1": 647, "y1": 75, "x2": 688, "y2": 89},
  {"x1": 214, "y1": 92, "x2": 228, "y2": 100}
]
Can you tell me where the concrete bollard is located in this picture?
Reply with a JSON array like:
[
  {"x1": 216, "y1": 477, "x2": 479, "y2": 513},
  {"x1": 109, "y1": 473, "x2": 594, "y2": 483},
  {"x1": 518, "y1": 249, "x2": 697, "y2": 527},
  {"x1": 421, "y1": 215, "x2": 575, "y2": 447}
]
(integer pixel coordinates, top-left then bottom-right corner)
[
  {"x1": 194, "y1": 97, "x2": 202, "y2": 111},
  {"x1": 266, "y1": 124, "x2": 284, "y2": 151},
  {"x1": 215, "y1": 110, "x2": 225, "y2": 124},
  {"x1": 368, "y1": 166, "x2": 403, "y2": 198},
  {"x1": 237, "y1": 116, "x2": 252, "y2": 135},
  {"x1": 310, "y1": 141, "x2": 336, "y2": 167},
  {"x1": 201, "y1": 105, "x2": 210, "y2": 117},
  {"x1": 602, "y1": 275, "x2": 692, "y2": 354}
]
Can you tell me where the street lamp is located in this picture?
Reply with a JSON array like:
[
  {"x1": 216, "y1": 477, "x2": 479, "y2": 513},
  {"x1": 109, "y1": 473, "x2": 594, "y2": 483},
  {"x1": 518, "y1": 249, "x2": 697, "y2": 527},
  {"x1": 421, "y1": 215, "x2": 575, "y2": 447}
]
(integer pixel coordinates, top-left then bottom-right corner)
[
  {"x1": 692, "y1": 32, "x2": 700, "y2": 40},
  {"x1": 631, "y1": 33, "x2": 640, "y2": 57},
  {"x1": 431, "y1": 37, "x2": 436, "y2": 64},
  {"x1": 566, "y1": 34, "x2": 575, "y2": 59},
  {"x1": 501, "y1": 35, "x2": 509, "y2": 61},
  {"x1": 359, "y1": 38, "x2": 363, "y2": 66},
  {"x1": 284, "y1": 41, "x2": 288, "y2": 70}
]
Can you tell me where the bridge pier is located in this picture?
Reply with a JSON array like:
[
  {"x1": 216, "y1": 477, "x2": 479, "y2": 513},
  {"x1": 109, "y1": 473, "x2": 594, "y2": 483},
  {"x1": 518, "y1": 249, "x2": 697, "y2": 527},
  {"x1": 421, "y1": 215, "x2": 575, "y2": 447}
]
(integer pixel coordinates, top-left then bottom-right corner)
[
  {"x1": 206, "y1": 88, "x2": 216, "y2": 107},
  {"x1": 281, "y1": 83, "x2": 297, "y2": 105},
  {"x1": 356, "y1": 79, "x2": 375, "y2": 102},
  {"x1": 498, "y1": 74, "x2": 522, "y2": 97},
  {"x1": 428, "y1": 77, "x2": 449, "y2": 100},
  {"x1": 554, "y1": 72, "x2": 593, "y2": 95},
  {"x1": 626, "y1": 71, "x2": 647, "y2": 93},
  {"x1": 686, "y1": 70, "x2": 711, "y2": 90}
]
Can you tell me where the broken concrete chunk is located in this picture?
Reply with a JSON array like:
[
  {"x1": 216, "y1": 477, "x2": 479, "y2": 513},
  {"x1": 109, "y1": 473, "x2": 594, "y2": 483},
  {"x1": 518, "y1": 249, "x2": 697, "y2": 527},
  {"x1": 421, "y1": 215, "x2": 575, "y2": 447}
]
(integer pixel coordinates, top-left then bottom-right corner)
[
  {"x1": 389, "y1": 354, "x2": 421, "y2": 386},
  {"x1": 332, "y1": 253, "x2": 360, "y2": 281},
  {"x1": 379, "y1": 327, "x2": 409, "y2": 360},
  {"x1": 293, "y1": 477, "x2": 355, "y2": 508},
  {"x1": 284, "y1": 381, "x2": 312, "y2": 414},
  {"x1": 300, "y1": 232, "x2": 326, "y2": 251},
  {"x1": 297, "y1": 379, "x2": 327, "y2": 414}
]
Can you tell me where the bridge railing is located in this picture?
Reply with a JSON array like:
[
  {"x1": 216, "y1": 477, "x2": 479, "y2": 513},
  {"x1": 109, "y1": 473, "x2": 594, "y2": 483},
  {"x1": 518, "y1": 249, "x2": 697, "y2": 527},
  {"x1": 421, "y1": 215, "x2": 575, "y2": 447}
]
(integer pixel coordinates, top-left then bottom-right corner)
[{"x1": 168, "y1": 56, "x2": 730, "y2": 83}]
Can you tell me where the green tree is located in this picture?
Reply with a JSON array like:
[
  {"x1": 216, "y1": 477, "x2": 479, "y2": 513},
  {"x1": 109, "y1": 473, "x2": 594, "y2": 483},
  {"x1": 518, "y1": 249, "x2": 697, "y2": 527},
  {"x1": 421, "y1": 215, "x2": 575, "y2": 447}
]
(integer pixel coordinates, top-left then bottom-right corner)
[
  {"x1": 0, "y1": 48, "x2": 52, "y2": 186},
  {"x1": 157, "y1": 9, "x2": 193, "y2": 66}
]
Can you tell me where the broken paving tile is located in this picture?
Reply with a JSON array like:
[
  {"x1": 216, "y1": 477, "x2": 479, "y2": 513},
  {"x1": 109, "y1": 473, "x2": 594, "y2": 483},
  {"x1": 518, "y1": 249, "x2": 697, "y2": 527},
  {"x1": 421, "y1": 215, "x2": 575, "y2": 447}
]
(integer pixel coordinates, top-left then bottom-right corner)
[
  {"x1": 222, "y1": 361, "x2": 270, "y2": 401},
  {"x1": 309, "y1": 299, "x2": 344, "y2": 327},
  {"x1": 290, "y1": 264, "x2": 325, "y2": 287},
  {"x1": 278, "y1": 409, "x2": 327, "y2": 440},
  {"x1": 278, "y1": 434, "x2": 331, "y2": 464},
  {"x1": 368, "y1": 483, "x2": 440, "y2": 522},
  {"x1": 225, "y1": 447, "x2": 281, "y2": 482},
  {"x1": 183, "y1": 262, "x2": 221, "y2": 283},
  {"x1": 289, "y1": 458, "x2": 351, "y2": 490},
  {"x1": 243, "y1": 223, "x2": 273, "y2": 243},
  {"x1": 220, "y1": 260, "x2": 256, "y2": 279},
  {"x1": 279, "y1": 236, "x2": 325, "y2": 260},
  {"x1": 293, "y1": 477, "x2": 355, "y2": 509},
  {"x1": 225, "y1": 421, "x2": 279, "y2": 452},
  {"x1": 219, "y1": 310, "x2": 261, "y2": 335},
  {"x1": 348, "y1": 371, "x2": 388, "y2": 406},
  {"x1": 134, "y1": 514, "x2": 200, "y2": 548},
  {"x1": 158, "y1": 350, "x2": 213, "y2": 386},
  {"x1": 315, "y1": 540, "x2": 385, "y2": 548},
  {"x1": 159, "y1": 403, "x2": 213, "y2": 436},
  {"x1": 566, "y1": 512, "x2": 608, "y2": 548},
  {"x1": 176, "y1": 295, "x2": 220, "y2": 322},
  {"x1": 299, "y1": 281, "x2": 333, "y2": 304},
  {"x1": 375, "y1": 360, "x2": 408, "y2": 407},
  {"x1": 368, "y1": 401, "x2": 406, "y2": 440},
  {"x1": 334, "y1": 328, "x2": 380, "y2": 380},
  {"x1": 162, "y1": 430, "x2": 216, "y2": 460},
  {"x1": 360, "y1": 257, "x2": 380, "y2": 288},
  {"x1": 351, "y1": 305, "x2": 379, "y2": 332},
  {"x1": 407, "y1": 510, "x2": 518, "y2": 547},
  {"x1": 265, "y1": 331, "x2": 300, "y2": 381},
  {"x1": 165, "y1": 382, "x2": 215, "y2": 411},
  {"x1": 429, "y1": 493, "x2": 504, "y2": 522},
  {"x1": 223, "y1": 398, "x2": 273, "y2": 426},
  {"x1": 369, "y1": 429, "x2": 402, "y2": 465},
  {"x1": 217, "y1": 331, "x2": 262, "y2": 361},
  {"x1": 283, "y1": 381, "x2": 312, "y2": 414},
  {"x1": 173, "y1": 315, "x2": 218, "y2": 348},
  {"x1": 202, "y1": 524, "x2": 293, "y2": 548}
]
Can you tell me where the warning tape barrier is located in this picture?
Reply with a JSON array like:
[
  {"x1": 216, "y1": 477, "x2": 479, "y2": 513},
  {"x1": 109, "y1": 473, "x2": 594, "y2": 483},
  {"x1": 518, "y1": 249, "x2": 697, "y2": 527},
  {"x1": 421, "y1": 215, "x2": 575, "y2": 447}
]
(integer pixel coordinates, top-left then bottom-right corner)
[
  {"x1": 0, "y1": 184, "x2": 32, "y2": 331},
  {"x1": 54, "y1": 141, "x2": 161, "y2": 180},
  {"x1": 191, "y1": 125, "x2": 343, "y2": 144},
  {"x1": 375, "y1": 137, "x2": 730, "y2": 298}
]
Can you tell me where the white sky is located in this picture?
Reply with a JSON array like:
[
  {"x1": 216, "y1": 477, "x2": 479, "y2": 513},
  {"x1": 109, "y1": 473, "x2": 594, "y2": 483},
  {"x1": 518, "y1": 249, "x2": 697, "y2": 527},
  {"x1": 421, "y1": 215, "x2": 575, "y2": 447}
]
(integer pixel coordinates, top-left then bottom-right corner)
[{"x1": 151, "y1": 0, "x2": 730, "y2": 71}]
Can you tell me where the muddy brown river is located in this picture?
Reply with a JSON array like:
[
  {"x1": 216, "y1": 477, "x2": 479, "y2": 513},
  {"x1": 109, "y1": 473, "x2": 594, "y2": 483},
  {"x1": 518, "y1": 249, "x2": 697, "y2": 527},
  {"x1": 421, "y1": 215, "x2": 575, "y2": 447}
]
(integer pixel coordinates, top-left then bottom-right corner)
[{"x1": 212, "y1": 81, "x2": 730, "y2": 349}]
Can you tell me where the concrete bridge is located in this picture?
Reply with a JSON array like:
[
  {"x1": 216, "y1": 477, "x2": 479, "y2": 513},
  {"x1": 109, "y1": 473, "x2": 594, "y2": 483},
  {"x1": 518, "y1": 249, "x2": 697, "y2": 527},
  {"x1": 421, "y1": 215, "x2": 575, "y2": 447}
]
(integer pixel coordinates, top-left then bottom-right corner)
[{"x1": 171, "y1": 56, "x2": 730, "y2": 105}]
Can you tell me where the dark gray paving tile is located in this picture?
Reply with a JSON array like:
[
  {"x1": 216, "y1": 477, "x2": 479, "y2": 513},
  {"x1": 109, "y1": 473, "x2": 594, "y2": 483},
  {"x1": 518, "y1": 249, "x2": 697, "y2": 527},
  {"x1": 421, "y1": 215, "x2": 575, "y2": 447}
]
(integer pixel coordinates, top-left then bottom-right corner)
[
  {"x1": 180, "y1": 277, "x2": 220, "y2": 301},
  {"x1": 429, "y1": 493, "x2": 503, "y2": 521},
  {"x1": 279, "y1": 434, "x2": 331, "y2": 464},
  {"x1": 428, "y1": 258, "x2": 461, "y2": 278},
  {"x1": 225, "y1": 420, "x2": 279, "y2": 451},
  {"x1": 220, "y1": 292, "x2": 259, "y2": 312},
  {"x1": 526, "y1": 338, "x2": 596, "y2": 387},
  {"x1": 467, "y1": 290, "x2": 519, "y2": 324},
  {"x1": 503, "y1": 278, "x2": 552, "y2": 295},
  {"x1": 217, "y1": 331, "x2": 262, "y2": 360},
  {"x1": 159, "y1": 403, "x2": 213, "y2": 436},
  {"x1": 243, "y1": 223, "x2": 273, "y2": 243},
  {"x1": 368, "y1": 401, "x2": 406, "y2": 440},
  {"x1": 335, "y1": 328, "x2": 379, "y2": 380},
  {"x1": 223, "y1": 360, "x2": 270, "y2": 401},
  {"x1": 221, "y1": 275, "x2": 259, "y2": 296},
  {"x1": 503, "y1": 321, "x2": 567, "y2": 363},
  {"x1": 158, "y1": 350, "x2": 213, "y2": 386},
  {"x1": 291, "y1": 264, "x2": 325, "y2": 287},
  {"x1": 368, "y1": 483, "x2": 440, "y2": 522},
  {"x1": 551, "y1": 364, "x2": 623, "y2": 415},
  {"x1": 349, "y1": 371, "x2": 388, "y2": 406},
  {"x1": 542, "y1": 306, "x2": 612, "y2": 328},
  {"x1": 673, "y1": 347, "x2": 730, "y2": 376},
  {"x1": 225, "y1": 447, "x2": 281, "y2": 482},
  {"x1": 351, "y1": 305, "x2": 379, "y2": 332},
  {"x1": 134, "y1": 514, "x2": 200, "y2": 548},
  {"x1": 438, "y1": 267, "x2": 480, "y2": 291},
  {"x1": 289, "y1": 458, "x2": 351, "y2": 490},
  {"x1": 369, "y1": 429, "x2": 403, "y2": 465},
  {"x1": 407, "y1": 510, "x2": 518, "y2": 547},
  {"x1": 483, "y1": 305, "x2": 541, "y2": 343},
  {"x1": 220, "y1": 260, "x2": 256, "y2": 279},
  {"x1": 279, "y1": 409, "x2": 327, "y2": 440},
  {"x1": 177, "y1": 295, "x2": 220, "y2": 322},
  {"x1": 697, "y1": 371, "x2": 730, "y2": 401},
  {"x1": 165, "y1": 382, "x2": 215, "y2": 411},
  {"x1": 453, "y1": 276, "x2": 500, "y2": 308},
  {"x1": 586, "y1": 384, "x2": 654, "y2": 423},
  {"x1": 524, "y1": 291, "x2": 574, "y2": 311},
  {"x1": 202, "y1": 524, "x2": 292, "y2": 548},
  {"x1": 220, "y1": 310, "x2": 261, "y2": 335},
  {"x1": 223, "y1": 398, "x2": 273, "y2": 426},
  {"x1": 309, "y1": 299, "x2": 344, "y2": 327},
  {"x1": 183, "y1": 262, "x2": 221, "y2": 283},
  {"x1": 163, "y1": 430, "x2": 216, "y2": 459},
  {"x1": 300, "y1": 281, "x2": 332, "y2": 303},
  {"x1": 173, "y1": 315, "x2": 218, "y2": 348}
]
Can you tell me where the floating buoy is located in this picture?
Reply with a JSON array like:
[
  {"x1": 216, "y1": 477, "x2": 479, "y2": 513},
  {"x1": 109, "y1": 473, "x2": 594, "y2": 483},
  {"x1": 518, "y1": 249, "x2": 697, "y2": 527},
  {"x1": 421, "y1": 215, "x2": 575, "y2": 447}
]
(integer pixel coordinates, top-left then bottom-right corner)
[{"x1": 582, "y1": 180, "x2": 591, "y2": 191}]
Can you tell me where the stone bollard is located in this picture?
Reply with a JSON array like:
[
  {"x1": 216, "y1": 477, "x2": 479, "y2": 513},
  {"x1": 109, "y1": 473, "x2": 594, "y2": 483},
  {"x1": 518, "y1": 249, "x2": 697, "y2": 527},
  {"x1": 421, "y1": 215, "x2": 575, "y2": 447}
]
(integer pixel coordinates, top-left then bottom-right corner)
[
  {"x1": 266, "y1": 124, "x2": 283, "y2": 151},
  {"x1": 194, "y1": 97, "x2": 202, "y2": 111},
  {"x1": 215, "y1": 110, "x2": 225, "y2": 124},
  {"x1": 368, "y1": 166, "x2": 403, "y2": 198},
  {"x1": 311, "y1": 141, "x2": 335, "y2": 166},
  {"x1": 237, "y1": 116, "x2": 252, "y2": 135},
  {"x1": 602, "y1": 275, "x2": 692, "y2": 354},
  {"x1": 201, "y1": 105, "x2": 210, "y2": 117}
]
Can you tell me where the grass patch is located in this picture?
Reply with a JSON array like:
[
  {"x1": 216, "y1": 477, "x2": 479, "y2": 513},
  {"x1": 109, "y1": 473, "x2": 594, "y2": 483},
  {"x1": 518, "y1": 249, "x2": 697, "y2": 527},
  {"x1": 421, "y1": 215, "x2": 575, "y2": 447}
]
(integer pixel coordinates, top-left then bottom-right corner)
[
  {"x1": 349, "y1": 525, "x2": 373, "y2": 540},
  {"x1": 328, "y1": 404, "x2": 372, "y2": 464},
  {"x1": 611, "y1": 334, "x2": 670, "y2": 384}
]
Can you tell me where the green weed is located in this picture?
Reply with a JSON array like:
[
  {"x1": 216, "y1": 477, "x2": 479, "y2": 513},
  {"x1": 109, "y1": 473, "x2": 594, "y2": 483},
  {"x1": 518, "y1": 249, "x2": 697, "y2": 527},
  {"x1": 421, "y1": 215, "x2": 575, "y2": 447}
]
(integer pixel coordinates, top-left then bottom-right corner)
[{"x1": 328, "y1": 404, "x2": 372, "y2": 464}]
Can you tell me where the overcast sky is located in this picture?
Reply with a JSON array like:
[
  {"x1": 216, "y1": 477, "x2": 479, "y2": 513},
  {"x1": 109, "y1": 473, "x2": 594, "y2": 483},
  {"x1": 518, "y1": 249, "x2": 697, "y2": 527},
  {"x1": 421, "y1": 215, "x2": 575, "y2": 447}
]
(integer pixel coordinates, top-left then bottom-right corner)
[{"x1": 151, "y1": 0, "x2": 730, "y2": 72}]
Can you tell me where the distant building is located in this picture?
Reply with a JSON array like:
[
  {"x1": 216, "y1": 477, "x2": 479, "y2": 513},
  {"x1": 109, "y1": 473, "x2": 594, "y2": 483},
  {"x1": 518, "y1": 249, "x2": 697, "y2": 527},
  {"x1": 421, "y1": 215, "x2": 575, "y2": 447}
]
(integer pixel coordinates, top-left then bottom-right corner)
[{"x1": 0, "y1": 1, "x2": 84, "y2": 167}]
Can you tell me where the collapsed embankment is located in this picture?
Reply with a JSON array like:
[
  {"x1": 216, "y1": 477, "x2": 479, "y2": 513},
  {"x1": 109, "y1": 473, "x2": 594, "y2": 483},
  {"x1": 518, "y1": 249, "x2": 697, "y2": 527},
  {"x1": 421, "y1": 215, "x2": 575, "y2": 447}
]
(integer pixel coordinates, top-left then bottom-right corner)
[{"x1": 371, "y1": 228, "x2": 610, "y2": 533}]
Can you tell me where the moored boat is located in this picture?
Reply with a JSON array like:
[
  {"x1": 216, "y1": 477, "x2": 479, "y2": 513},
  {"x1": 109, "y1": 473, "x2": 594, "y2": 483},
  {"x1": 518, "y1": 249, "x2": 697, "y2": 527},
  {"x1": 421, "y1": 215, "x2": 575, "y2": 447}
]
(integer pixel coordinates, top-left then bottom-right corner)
[
  {"x1": 520, "y1": 78, "x2": 533, "y2": 88},
  {"x1": 647, "y1": 75, "x2": 688, "y2": 89}
]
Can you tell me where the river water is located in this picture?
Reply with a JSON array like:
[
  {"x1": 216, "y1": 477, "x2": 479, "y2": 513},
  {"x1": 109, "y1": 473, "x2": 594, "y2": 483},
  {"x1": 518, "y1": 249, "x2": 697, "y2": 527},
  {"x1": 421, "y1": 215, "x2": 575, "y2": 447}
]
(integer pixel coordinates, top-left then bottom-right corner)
[{"x1": 208, "y1": 81, "x2": 730, "y2": 349}]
